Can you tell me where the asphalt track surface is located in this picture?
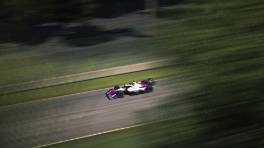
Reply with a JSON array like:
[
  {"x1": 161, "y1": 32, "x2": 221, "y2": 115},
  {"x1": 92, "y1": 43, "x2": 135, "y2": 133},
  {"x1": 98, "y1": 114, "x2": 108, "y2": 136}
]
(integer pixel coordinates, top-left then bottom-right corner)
[{"x1": 0, "y1": 80, "x2": 191, "y2": 148}]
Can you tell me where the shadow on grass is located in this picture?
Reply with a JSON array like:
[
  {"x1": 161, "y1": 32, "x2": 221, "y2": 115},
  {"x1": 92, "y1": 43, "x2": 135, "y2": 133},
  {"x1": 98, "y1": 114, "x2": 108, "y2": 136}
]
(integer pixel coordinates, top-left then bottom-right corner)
[
  {"x1": 0, "y1": 23, "x2": 62, "y2": 45},
  {"x1": 61, "y1": 25, "x2": 152, "y2": 47},
  {"x1": 0, "y1": 22, "x2": 151, "y2": 46},
  {"x1": 96, "y1": 0, "x2": 185, "y2": 18}
]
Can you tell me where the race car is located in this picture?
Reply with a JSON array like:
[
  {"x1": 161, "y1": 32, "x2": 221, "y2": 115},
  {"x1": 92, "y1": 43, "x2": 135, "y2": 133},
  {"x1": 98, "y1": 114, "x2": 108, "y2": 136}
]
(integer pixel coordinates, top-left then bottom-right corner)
[{"x1": 105, "y1": 78, "x2": 155, "y2": 100}]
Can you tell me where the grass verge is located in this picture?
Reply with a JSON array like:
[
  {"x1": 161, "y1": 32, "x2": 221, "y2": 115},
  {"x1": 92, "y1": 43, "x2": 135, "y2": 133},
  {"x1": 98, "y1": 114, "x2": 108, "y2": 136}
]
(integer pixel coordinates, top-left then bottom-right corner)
[{"x1": 0, "y1": 65, "x2": 180, "y2": 107}]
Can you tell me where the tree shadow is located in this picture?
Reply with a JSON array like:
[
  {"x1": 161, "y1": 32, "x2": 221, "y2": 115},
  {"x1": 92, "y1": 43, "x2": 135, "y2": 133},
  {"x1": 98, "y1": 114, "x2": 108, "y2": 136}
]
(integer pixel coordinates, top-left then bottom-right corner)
[
  {"x1": 0, "y1": 22, "x2": 151, "y2": 47},
  {"x1": 0, "y1": 23, "x2": 62, "y2": 45},
  {"x1": 96, "y1": 0, "x2": 144, "y2": 18},
  {"x1": 96, "y1": 0, "x2": 186, "y2": 18},
  {"x1": 60, "y1": 25, "x2": 152, "y2": 47}
]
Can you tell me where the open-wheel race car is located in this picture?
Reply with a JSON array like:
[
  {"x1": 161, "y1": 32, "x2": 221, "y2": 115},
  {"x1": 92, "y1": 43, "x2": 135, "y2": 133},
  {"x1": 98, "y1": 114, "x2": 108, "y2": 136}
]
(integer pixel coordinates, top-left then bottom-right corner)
[{"x1": 105, "y1": 78, "x2": 155, "y2": 100}]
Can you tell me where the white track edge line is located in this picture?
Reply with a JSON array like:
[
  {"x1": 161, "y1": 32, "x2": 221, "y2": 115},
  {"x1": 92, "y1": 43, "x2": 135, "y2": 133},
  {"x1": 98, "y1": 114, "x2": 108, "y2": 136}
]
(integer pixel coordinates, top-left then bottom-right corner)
[
  {"x1": 32, "y1": 124, "x2": 142, "y2": 148},
  {"x1": 32, "y1": 117, "x2": 176, "y2": 148}
]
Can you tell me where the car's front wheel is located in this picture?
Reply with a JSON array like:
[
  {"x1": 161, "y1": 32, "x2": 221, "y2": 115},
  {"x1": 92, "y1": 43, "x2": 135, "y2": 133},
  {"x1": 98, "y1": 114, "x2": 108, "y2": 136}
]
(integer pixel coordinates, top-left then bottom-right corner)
[{"x1": 117, "y1": 91, "x2": 124, "y2": 98}]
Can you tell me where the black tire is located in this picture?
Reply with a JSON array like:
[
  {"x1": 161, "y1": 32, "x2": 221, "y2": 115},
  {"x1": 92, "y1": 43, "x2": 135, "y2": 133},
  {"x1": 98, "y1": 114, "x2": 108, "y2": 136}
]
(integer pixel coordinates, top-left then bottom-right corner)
[
  {"x1": 117, "y1": 91, "x2": 124, "y2": 98},
  {"x1": 135, "y1": 91, "x2": 140, "y2": 95},
  {"x1": 124, "y1": 90, "x2": 129, "y2": 95},
  {"x1": 146, "y1": 86, "x2": 153, "y2": 93}
]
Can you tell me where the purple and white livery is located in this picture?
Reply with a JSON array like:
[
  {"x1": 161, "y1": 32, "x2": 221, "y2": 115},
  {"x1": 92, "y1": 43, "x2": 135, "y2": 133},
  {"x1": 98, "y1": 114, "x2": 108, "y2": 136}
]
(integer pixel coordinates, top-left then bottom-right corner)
[{"x1": 105, "y1": 78, "x2": 155, "y2": 100}]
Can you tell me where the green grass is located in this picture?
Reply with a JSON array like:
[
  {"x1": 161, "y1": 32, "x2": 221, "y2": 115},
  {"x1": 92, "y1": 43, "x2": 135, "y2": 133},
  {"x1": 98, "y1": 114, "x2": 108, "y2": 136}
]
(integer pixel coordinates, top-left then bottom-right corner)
[
  {"x1": 45, "y1": 0, "x2": 264, "y2": 147},
  {"x1": 0, "y1": 66, "x2": 181, "y2": 106},
  {"x1": 1, "y1": 0, "x2": 264, "y2": 147},
  {"x1": 47, "y1": 118, "x2": 202, "y2": 148}
]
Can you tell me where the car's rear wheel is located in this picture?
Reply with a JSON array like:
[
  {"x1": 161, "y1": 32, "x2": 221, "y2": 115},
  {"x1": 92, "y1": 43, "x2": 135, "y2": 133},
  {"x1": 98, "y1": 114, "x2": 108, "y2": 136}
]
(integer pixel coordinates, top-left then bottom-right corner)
[{"x1": 146, "y1": 86, "x2": 153, "y2": 93}]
